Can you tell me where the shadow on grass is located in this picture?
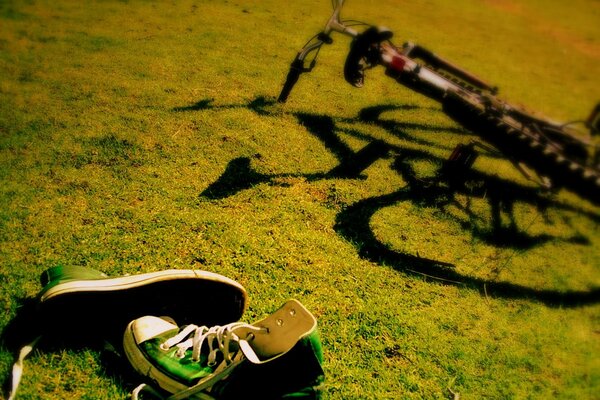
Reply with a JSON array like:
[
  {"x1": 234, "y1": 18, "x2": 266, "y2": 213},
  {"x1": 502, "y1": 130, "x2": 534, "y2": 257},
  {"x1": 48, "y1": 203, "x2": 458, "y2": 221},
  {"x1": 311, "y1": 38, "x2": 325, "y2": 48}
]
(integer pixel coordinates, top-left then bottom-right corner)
[
  {"x1": 201, "y1": 139, "x2": 391, "y2": 200},
  {"x1": 0, "y1": 299, "x2": 157, "y2": 397},
  {"x1": 0, "y1": 298, "x2": 143, "y2": 398},
  {"x1": 335, "y1": 192, "x2": 600, "y2": 306},
  {"x1": 180, "y1": 95, "x2": 600, "y2": 307}
]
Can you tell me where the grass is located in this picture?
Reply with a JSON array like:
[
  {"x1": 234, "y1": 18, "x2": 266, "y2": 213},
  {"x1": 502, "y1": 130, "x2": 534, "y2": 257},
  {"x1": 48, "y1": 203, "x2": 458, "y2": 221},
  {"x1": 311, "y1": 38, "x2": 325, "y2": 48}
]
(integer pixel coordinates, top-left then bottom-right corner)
[{"x1": 1, "y1": 0, "x2": 599, "y2": 398}]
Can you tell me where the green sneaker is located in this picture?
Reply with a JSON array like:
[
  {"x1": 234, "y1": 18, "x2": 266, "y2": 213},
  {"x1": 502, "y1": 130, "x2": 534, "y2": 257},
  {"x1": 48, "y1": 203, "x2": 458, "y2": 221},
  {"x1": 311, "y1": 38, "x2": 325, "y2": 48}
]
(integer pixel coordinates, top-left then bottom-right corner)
[
  {"x1": 123, "y1": 299, "x2": 325, "y2": 400},
  {"x1": 5, "y1": 266, "x2": 247, "y2": 400}
]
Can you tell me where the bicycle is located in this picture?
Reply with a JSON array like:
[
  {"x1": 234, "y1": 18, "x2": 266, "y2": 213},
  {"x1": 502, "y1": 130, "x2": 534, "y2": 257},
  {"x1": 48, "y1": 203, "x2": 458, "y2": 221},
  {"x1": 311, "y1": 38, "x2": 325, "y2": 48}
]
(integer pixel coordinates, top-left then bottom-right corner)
[{"x1": 277, "y1": 0, "x2": 600, "y2": 206}]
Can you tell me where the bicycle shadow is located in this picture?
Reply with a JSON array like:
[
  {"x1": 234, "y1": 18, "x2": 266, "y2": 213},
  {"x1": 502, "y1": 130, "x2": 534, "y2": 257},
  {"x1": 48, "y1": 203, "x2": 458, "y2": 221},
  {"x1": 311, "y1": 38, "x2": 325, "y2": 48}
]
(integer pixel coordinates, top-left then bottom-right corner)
[
  {"x1": 176, "y1": 95, "x2": 600, "y2": 307},
  {"x1": 334, "y1": 189, "x2": 600, "y2": 306},
  {"x1": 336, "y1": 147, "x2": 600, "y2": 304}
]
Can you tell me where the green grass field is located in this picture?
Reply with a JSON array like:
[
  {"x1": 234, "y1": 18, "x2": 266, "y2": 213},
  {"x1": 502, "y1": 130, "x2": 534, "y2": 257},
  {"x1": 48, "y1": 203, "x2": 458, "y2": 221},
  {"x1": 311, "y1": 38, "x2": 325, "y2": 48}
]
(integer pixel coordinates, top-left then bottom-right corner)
[{"x1": 1, "y1": 0, "x2": 599, "y2": 398}]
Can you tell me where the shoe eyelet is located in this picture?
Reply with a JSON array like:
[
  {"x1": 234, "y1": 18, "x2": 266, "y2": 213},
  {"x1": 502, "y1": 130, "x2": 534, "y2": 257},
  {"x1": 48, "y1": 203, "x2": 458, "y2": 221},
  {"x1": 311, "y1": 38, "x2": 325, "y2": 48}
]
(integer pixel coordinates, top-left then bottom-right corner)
[
  {"x1": 289, "y1": 308, "x2": 296, "y2": 317},
  {"x1": 276, "y1": 318, "x2": 284, "y2": 326},
  {"x1": 160, "y1": 343, "x2": 170, "y2": 351}
]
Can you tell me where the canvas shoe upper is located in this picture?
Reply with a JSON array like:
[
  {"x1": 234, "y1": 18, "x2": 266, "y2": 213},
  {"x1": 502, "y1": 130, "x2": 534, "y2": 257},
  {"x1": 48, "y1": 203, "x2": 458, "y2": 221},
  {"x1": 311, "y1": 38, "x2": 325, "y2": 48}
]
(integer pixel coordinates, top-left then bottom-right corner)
[{"x1": 123, "y1": 299, "x2": 324, "y2": 400}]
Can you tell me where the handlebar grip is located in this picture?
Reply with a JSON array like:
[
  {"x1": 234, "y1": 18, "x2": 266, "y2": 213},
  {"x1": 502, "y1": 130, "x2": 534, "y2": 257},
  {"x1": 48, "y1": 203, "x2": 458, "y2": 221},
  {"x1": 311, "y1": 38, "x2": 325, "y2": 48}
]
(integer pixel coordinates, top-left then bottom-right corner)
[{"x1": 277, "y1": 58, "x2": 304, "y2": 103}]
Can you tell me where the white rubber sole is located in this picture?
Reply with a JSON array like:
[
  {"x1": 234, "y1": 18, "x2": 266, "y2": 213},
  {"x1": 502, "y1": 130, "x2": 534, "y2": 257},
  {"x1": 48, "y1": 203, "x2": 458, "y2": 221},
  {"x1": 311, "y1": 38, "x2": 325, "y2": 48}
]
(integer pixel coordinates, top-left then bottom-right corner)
[
  {"x1": 41, "y1": 269, "x2": 245, "y2": 303},
  {"x1": 37, "y1": 269, "x2": 247, "y2": 333}
]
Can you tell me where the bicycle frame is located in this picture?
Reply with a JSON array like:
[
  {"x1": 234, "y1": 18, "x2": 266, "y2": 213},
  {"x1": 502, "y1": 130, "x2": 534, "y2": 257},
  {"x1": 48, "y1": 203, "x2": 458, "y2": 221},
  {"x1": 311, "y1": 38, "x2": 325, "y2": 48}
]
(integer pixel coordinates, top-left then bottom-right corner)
[{"x1": 278, "y1": 0, "x2": 600, "y2": 205}]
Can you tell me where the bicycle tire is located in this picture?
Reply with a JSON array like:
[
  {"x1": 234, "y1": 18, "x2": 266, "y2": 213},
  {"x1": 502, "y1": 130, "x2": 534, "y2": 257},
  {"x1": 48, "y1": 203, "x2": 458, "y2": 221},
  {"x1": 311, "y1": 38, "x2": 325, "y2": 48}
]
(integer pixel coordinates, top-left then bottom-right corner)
[{"x1": 441, "y1": 90, "x2": 600, "y2": 205}]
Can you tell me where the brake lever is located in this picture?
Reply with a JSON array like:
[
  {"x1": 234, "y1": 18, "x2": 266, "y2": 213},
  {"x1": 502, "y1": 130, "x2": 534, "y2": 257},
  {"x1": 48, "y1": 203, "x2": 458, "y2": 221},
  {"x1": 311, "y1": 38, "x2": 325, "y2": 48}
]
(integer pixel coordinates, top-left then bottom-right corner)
[
  {"x1": 297, "y1": 57, "x2": 317, "y2": 73},
  {"x1": 297, "y1": 33, "x2": 332, "y2": 71}
]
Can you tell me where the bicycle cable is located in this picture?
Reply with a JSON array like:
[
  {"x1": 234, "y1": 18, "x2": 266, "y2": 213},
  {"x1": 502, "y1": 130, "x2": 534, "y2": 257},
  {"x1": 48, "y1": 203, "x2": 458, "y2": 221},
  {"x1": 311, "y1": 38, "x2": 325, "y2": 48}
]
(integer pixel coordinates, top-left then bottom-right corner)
[
  {"x1": 341, "y1": 19, "x2": 371, "y2": 27},
  {"x1": 301, "y1": 33, "x2": 322, "y2": 50}
]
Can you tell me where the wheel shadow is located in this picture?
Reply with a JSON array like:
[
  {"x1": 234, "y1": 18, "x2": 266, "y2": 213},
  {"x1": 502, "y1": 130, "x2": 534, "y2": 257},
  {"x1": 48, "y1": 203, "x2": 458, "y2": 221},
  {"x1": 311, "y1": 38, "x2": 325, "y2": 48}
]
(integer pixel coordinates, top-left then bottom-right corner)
[
  {"x1": 334, "y1": 189, "x2": 600, "y2": 306},
  {"x1": 177, "y1": 95, "x2": 600, "y2": 307},
  {"x1": 336, "y1": 148, "x2": 600, "y2": 306}
]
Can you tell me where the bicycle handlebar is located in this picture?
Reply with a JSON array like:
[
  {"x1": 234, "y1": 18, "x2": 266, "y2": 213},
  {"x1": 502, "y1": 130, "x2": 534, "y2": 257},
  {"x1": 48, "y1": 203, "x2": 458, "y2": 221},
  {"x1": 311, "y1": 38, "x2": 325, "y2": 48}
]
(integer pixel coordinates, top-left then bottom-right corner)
[
  {"x1": 323, "y1": 0, "x2": 358, "y2": 38},
  {"x1": 277, "y1": 0, "x2": 358, "y2": 103}
]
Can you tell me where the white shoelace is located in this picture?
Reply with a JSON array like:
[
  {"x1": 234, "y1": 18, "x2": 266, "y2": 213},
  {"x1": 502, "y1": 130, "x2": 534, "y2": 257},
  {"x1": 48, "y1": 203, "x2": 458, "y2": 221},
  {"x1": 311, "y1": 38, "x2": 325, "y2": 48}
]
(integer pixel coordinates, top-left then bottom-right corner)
[
  {"x1": 9, "y1": 324, "x2": 266, "y2": 400},
  {"x1": 7, "y1": 336, "x2": 42, "y2": 400},
  {"x1": 160, "y1": 322, "x2": 265, "y2": 365},
  {"x1": 131, "y1": 322, "x2": 267, "y2": 400}
]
